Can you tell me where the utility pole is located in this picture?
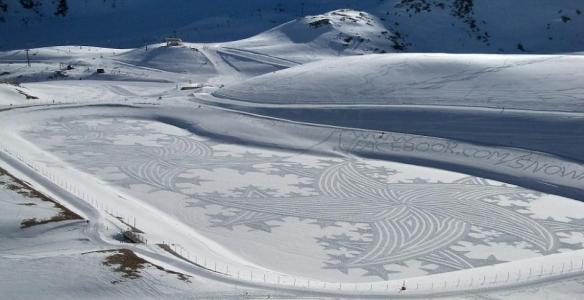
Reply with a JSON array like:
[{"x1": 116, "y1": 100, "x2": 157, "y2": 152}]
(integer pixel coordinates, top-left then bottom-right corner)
[{"x1": 25, "y1": 49, "x2": 31, "y2": 67}]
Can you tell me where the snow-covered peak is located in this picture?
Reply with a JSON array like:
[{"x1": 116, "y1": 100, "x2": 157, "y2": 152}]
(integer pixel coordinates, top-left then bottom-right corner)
[
  {"x1": 271, "y1": 9, "x2": 404, "y2": 53},
  {"x1": 222, "y1": 9, "x2": 402, "y2": 63}
]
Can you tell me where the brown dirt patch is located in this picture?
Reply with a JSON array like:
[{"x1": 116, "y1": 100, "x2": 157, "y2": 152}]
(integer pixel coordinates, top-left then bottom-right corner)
[
  {"x1": 85, "y1": 249, "x2": 191, "y2": 284},
  {"x1": 0, "y1": 167, "x2": 82, "y2": 228}
]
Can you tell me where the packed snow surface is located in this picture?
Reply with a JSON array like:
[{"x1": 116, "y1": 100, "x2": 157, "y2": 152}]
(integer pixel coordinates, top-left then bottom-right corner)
[
  {"x1": 2, "y1": 6, "x2": 584, "y2": 299},
  {"x1": 2, "y1": 103, "x2": 584, "y2": 298}
]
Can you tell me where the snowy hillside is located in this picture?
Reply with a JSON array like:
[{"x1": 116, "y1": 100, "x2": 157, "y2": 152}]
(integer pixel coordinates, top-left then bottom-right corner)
[
  {"x1": 212, "y1": 53, "x2": 584, "y2": 110},
  {"x1": 210, "y1": 53, "x2": 584, "y2": 177},
  {"x1": 2, "y1": 2, "x2": 584, "y2": 300},
  {"x1": 1, "y1": 0, "x2": 583, "y2": 53},
  {"x1": 221, "y1": 9, "x2": 404, "y2": 63}
]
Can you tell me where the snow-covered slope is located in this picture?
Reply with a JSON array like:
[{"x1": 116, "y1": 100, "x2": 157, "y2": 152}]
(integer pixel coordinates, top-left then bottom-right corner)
[
  {"x1": 220, "y1": 9, "x2": 403, "y2": 63},
  {"x1": 2, "y1": 103, "x2": 584, "y2": 298},
  {"x1": 209, "y1": 53, "x2": 584, "y2": 163},
  {"x1": 213, "y1": 53, "x2": 584, "y2": 111},
  {"x1": 1, "y1": 1, "x2": 584, "y2": 54},
  {"x1": 0, "y1": 83, "x2": 39, "y2": 105},
  {"x1": 0, "y1": 10, "x2": 400, "y2": 93},
  {"x1": 116, "y1": 45, "x2": 215, "y2": 74},
  {"x1": 2, "y1": 2, "x2": 584, "y2": 299}
]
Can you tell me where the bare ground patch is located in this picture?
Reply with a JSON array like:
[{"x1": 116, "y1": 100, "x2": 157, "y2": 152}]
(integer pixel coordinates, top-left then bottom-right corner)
[
  {"x1": 15, "y1": 88, "x2": 38, "y2": 100},
  {"x1": 0, "y1": 167, "x2": 82, "y2": 228},
  {"x1": 84, "y1": 249, "x2": 191, "y2": 284}
]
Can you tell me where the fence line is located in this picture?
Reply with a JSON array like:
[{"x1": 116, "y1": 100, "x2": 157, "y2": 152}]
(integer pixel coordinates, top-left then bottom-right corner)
[
  {"x1": 0, "y1": 93, "x2": 200, "y2": 111},
  {"x1": 1, "y1": 135, "x2": 584, "y2": 297}
]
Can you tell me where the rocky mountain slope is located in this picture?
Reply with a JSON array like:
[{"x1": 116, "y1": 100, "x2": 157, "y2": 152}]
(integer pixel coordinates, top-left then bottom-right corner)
[{"x1": 1, "y1": 0, "x2": 582, "y2": 53}]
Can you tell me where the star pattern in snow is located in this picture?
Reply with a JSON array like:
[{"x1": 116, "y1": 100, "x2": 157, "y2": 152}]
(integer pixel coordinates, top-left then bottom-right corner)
[{"x1": 23, "y1": 116, "x2": 584, "y2": 280}]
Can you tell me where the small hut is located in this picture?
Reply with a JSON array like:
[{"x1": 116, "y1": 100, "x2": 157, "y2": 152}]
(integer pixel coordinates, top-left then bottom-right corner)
[{"x1": 165, "y1": 37, "x2": 183, "y2": 47}]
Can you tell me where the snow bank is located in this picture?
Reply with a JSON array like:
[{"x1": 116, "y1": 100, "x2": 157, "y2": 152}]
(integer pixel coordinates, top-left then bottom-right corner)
[{"x1": 0, "y1": 83, "x2": 40, "y2": 106}]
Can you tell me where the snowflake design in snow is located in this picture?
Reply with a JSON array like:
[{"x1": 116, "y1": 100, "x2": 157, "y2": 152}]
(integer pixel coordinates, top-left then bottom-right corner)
[{"x1": 24, "y1": 117, "x2": 584, "y2": 280}]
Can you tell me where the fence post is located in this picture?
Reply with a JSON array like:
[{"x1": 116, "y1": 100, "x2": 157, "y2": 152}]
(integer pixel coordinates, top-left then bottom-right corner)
[{"x1": 517, "y1": 270, "x2": 521, "y2": 281}]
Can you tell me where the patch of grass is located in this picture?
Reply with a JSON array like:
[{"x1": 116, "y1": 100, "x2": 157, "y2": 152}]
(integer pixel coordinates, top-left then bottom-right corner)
[
  {"x1": 85, "y1": 249, "x2": 191, "y2": 283},
  {"x1": 102, "y1": 249, "x2": 144, "y2": 280},
  {"x1": 0, "y1": 167, "x2": 82, "y2": 228},
  {"x1": 20, "y1": 211, "x2": 79, "y2": 228}
]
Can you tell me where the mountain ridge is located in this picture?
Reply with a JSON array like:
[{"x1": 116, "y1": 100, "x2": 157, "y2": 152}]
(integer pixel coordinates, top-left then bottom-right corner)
[{"x1": 1, "y1": 0, "x2": 582, "y2": 53}]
